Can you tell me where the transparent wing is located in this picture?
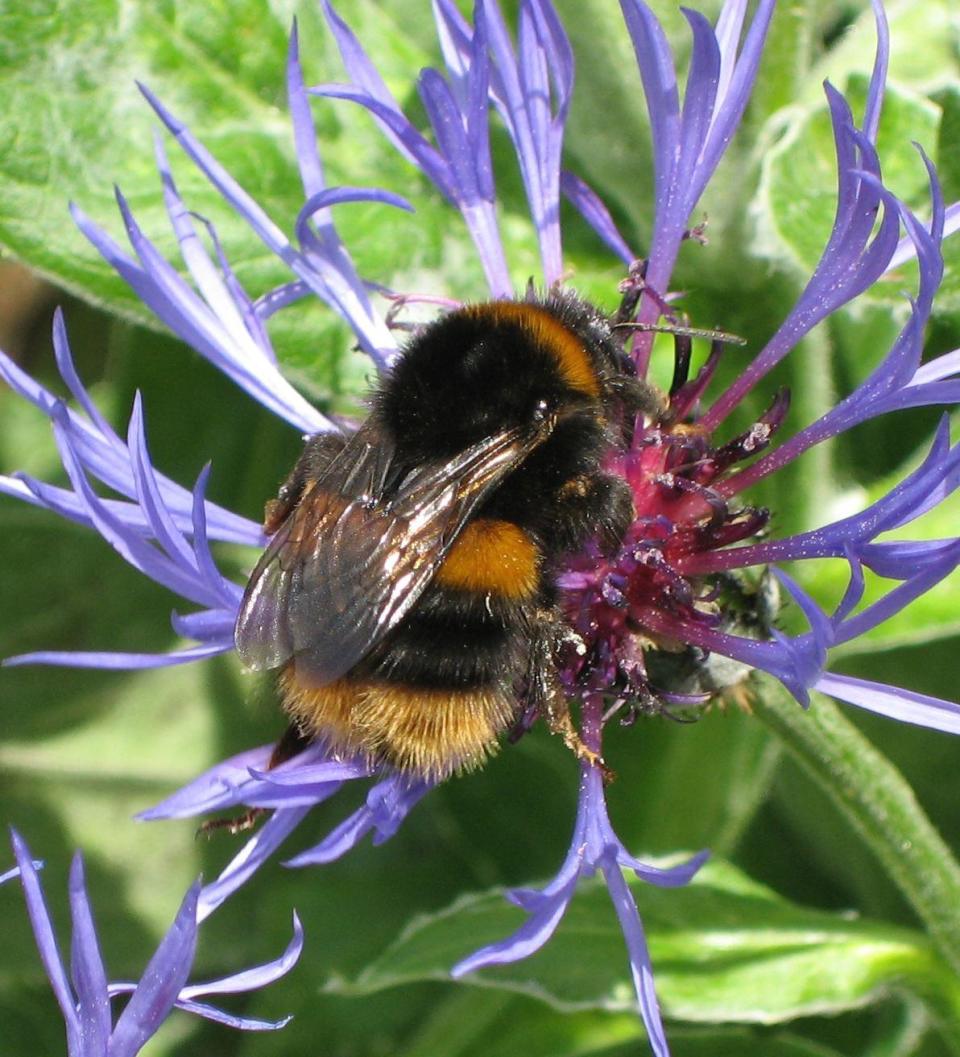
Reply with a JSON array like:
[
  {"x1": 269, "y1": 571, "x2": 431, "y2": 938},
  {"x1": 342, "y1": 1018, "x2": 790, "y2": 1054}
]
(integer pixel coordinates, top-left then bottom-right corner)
[{"x1": 235, "y1": 417, "x2": 550, "y2": 684}]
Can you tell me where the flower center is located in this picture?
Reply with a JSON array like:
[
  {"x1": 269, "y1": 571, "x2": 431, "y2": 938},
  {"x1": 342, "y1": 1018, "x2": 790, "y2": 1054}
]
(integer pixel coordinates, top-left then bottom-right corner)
[{"x1": 559, "y1": 344, "x2": 790, "y2": 720}]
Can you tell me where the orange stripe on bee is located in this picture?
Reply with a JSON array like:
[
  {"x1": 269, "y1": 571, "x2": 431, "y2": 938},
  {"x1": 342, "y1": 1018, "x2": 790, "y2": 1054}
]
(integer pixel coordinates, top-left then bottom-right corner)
[
  {"x1": 466, "y1": 302, "x2": 601, "y2": 398},
  {"x1": 279, "y1": 668, "x2": 515, "y2": 780},
  {"x1": 434, "y1": 517, "x2": 539, "y2": 598},
  {"x1": 352, "y1": 683, "x2": 515, "y2": 779},
  {"x1": 279, "y1": 668, "x2": 359, "y2": 748}
]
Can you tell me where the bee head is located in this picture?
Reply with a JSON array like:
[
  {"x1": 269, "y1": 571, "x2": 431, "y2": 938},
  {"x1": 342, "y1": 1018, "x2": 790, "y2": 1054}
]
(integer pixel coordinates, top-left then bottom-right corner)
[{"x1": 379, "y1": 304, "x2": 594, "y2": 463}]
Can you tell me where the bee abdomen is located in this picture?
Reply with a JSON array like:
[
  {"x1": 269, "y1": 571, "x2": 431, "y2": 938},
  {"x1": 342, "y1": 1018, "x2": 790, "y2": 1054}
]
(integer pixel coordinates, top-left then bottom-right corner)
[
  {"x1": 368, "y1": 517, "x2": 538, "y2": 687},
  {"x1": 279, "y1": 517, "x2": 540, "y2": 779}
]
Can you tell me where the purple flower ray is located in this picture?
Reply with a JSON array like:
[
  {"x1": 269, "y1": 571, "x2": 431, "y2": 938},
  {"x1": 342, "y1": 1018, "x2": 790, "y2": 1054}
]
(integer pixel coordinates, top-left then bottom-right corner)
[
  {"x1": 451, "y1": 705, "x2": 706, "y2": 1057},
  {"x1": 0, "y1": 312, "x2": 260, "y2": 547},
  {"x1": 816, "y1": 672, "x2": 960, "y2": 734},
  {"x1": 717, "y1": 165, "x2": 943, "y2": 499},
  {"x1": 681, "y1": 417, "x2": 960, "y2": 575},
  {"x1": 133, "y1": 81, "x2": 400, "y2": 370},
  {"x1": 560, "y1": 170, "x2": 636, "y2": 264},
  {"x1": 9, "y1": 831, "x2": 302, "y2": 1053},
  {"x1": 316, "y1": 0, "x2": 512, "y2": 295},
  {"x1": 285, "y1": 772, "x2": 431, "y2": 867},
  {"x1": 703, "y1": 91, "x2": 899, "y2": 426},
  {"x1": 619, "y1": 0, "x2": 775, "y2": 372}
]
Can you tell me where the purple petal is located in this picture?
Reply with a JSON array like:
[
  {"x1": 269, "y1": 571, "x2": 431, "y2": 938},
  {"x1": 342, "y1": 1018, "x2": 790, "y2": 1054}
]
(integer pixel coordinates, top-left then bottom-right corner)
[
  {"x1": 134, "y1": 84, "x2": 396, "y2": 369},
  {"x1": 3, "y1": 643, "x2": 231, "y2": 671},
  {"x1": 816, "y1": 673, "x2": 960, "y2": 735},
  {"x1": 138, "y1": 744, "x2": 276, "y2": 820},
  {"x1": 287, "y1": 19, "x2": 325, "y2": 200},
  {"x1": 694, "y1": 0, "x2": 775, "y2": 198},
  {"x1": 79, "y1": 189, "x2": 330, "y2": 434},
  {"x1": 248, "y1": 758, "x2": 371, "y2": 786},
  {"x1": 484, "y1": 0, "x2": 571, "y2": 283},
  {"x1": 887, "y1": 201, "x2": 960, "y2": 271},
  {"x1": 419, "y1": 68, "x2": 483, "y2": 203},
  {"x1": 832, "y1": 549, "x2": 867, "y2": 625},
  {"x1": 153, "y1": 134, "x2": 277, "y2": 370},
  {"x1": 717, "y1": 181, "x2": 944, "y2": 495},
  {"x1": 909, "y1": 347, "x2": 960, "y2": 386},
  {"x1": 620, "y1": 0, "x2": 680, "y2": 211},
  {"x1": 10, "y1": 831, "x2": 81, "y2": 1052},
  {"x1": 694, "y1": 421, "x2": 960, "y2": 574},
  {"x1": 834, "y1": 540, "x2": 960, "y2": 647},
  {"x1": 619, "y1": 849, "x2": 710, "y2": 887},
  {"x1": 860, "y1": 539, "x2": 960, "y2": 579},
  {"x1": 0, "y1": 327, "x2": 260, "y2": 546},
  {"x1": 106, "y1": 914, "x2": 301, "y2": 1032},
  {"x1": 603, "y1": 861, "x2": 669, "y2": 1057},
  {"x1": 311, "y1": 85, "x2": 452, "y2": 196},
  {"x1": 451, "y1": 874, "x2": 578, "y2": 976},
  {"x1": 0, "y1": 472, "x2": 182, "y2": 541},
  {"x1": 702, "y1": 89, "x2": 901, "y2": 429},
  {"x1": 189, "y1": 466, "x2": 244, "y2": 608},
  {"x1": 863, "y1": 0, "x2": 889, "y2": 145},
  {"x1": 255, "y1": 280, "x2": 312, "y2": 319},
  {"x1": 678, "y1": 9, "x2": 722, "y2": 186},
  {"x1": 712, "y1": 0, "x2": 748, "y2": 103},
  {"x1": 51, "y1": 309, "x2": 114, "y2": 436},
  {"x1": 179, "y1": 913, "x2": 304, "y2": 999},
  {"x1": 166, "y1": 997, "x2": 292, "y2": 1031},
  {"x1": 295, "y1": 187, "x2": 414, "y2": 269},
  {"x1": 286, "y1": 773, "x2": 429, "y2": 866},
  {"x1": 127, "y1": 395, "x2": 199, "y2": 570},
  {"x1": 108, "y1": 881, "x2": 200, "y2": 1057},
  {"x1": 68, "y1": 853, "x2": 111, "y2": 1055},
  {"x1": 560, "y1": 170, "x2": 635, "y2": 264},
  {"x1": 465, "y1": 5, "x2": 494, "y2": 202},
  {"x1": 433, "y1": 0, "x2": 473, "y2": 102},
  {"x1": 319, "y1": 0, "x2": 406, "y2": 132},
  {"x1": 49, "y1": 406, "x2": 231, "y2": 609}
]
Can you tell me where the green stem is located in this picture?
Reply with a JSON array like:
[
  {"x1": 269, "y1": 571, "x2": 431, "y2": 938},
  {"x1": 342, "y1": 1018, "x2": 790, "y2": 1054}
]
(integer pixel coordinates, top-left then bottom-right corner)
[{"x1": 750, "y1": 672, "x2": 960, "y2": 978}]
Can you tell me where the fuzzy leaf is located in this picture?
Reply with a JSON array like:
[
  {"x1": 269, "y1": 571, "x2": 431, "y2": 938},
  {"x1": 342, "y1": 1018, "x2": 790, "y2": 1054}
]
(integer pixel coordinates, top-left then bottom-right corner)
[{"x1": 331, "y1": 859, "x2": 959, "y2": 1025}]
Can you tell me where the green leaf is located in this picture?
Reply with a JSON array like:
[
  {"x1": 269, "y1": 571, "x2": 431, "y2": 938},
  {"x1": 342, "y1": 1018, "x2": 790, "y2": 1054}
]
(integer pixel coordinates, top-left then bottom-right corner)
[
  {"x1": 604, "y1": 708, "x2": 781, "y2": 859},
  {"x1": 331, "y1": 857, "x2": 959, "y2": 1028},
  {"x1": 0, "y1": 0, "x2": 484, "y2": 399},
  {"x1": 810, "y1": 1, "x2": 960, "y2": 103},
  {"x1": 396, "y1": 989, "x2": 876, "y2": 1057}
]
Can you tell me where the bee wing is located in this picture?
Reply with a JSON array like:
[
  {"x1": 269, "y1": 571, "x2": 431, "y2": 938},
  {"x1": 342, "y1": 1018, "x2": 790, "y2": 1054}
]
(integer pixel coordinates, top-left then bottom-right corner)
[
  {"x1": 234, "y1": 416, "x2": 398, "y2": 672},
  {"x1": 235, "y1": 418, "x2": 550, "y2": 684}
]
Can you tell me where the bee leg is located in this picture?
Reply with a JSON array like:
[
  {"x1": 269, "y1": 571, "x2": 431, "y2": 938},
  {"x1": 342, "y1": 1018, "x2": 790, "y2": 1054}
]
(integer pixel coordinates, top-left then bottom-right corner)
[
  {"x1": 197, "y1": 723, "x2": 312, "y2": 838},
  {"x1": 552, "y1": 472, "x2": 635, "y2": 555},
  {"x1": 197, "y1": 809, "x2": 264, "y2": 838},
  {"x1": 527, "y1": 615, "x2": 615, "y2": 781}
]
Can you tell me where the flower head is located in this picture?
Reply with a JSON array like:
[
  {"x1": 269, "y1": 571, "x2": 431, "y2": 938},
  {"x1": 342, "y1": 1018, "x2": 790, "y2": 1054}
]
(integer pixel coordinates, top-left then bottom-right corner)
[
  {"x1": 7, "y1": 830, "x2": 303, "y2": 1056},
  {"x1": 2, "y1": 1, "x2": 960, "y2": 1055}
]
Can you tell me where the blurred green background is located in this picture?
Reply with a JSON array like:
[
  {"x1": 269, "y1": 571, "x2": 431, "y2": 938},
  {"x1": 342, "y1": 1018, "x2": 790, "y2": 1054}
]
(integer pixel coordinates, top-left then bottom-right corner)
[{"x1": 2, "y1": 0, "x2": 960, "y2": 1054}]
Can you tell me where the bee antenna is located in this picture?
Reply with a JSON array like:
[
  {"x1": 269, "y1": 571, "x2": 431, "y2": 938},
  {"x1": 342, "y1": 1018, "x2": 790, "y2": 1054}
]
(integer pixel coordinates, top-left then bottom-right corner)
[{"x1": 611, "y1": 321, "x2": 747, "y2": 346}]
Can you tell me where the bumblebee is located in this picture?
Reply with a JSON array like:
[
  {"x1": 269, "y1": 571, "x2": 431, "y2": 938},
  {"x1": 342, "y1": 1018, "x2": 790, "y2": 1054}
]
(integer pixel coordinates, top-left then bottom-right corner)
[{"x1": 235, "y1": 292, "x2": 661, "y2": 780}]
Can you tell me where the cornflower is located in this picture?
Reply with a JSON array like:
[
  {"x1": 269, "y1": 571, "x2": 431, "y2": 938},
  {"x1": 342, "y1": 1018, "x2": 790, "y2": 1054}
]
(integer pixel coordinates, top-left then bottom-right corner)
[
  {"x1": 6, "y1": 830, "x2": 302, "y2": 1055},
  {"x1": 1, "y1": 1, "x2": 959, "y2": 1054}
]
